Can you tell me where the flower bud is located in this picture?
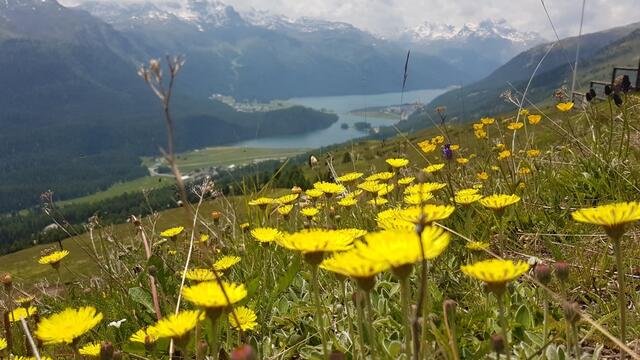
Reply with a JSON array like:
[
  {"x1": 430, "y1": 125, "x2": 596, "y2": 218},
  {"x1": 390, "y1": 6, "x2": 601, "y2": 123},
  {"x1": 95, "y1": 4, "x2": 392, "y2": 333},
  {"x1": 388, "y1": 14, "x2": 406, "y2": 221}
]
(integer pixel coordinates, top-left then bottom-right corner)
[
  {"x1": 554, "y1": 261, "x2": 569, "y2": 282},
  {"x1": 231, "y1": 344, "x2": 256, "y2": 360},
  {"x1": 491, "y1": 334, "x2": 505, "y2": 354},
  {"x1": 100, "y1": 341, "x2": 114, "y2": 360},
  {"x1": 291, "y1": 186, "x2": 303, "y2": 194},
  {"x1": 211, "y1": 211, "x2": 222, "y2": 222},
  {"x1": 1, "y1": 273, "x2": 12, "y2": 291},
  {"x1": 534, "y1": 263, "x2": 552, "y2": 285},
  {"x1": 613, "y1": 93, "x2": 623, "y2": 107}
]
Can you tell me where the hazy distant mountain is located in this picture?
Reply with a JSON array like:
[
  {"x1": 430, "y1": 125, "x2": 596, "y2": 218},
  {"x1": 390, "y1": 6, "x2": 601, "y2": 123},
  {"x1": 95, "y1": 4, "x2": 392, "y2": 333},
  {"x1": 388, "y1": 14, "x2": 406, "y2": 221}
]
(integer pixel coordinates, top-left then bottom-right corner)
[{"x1": 396, "y1": 19, "x2": 545, "y2": 77}]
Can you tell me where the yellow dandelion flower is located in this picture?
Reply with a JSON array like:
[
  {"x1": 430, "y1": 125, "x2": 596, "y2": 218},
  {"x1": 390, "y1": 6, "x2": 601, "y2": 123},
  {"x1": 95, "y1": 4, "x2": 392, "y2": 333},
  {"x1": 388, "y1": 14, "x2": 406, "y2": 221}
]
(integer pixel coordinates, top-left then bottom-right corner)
[
  {"x1": 248, "y1": 197, "x2": 274, "y2": 207},
  {"x1": 314, "y1": 181, "x2": 346, "y2": 196},
  {"x1": 398, "y1": 204, "x2": 455, "y2": 225},
  {"x1": 556, "y1": 102, "x2": 574, "y2": 112},
  {"x1": 339, "y1": 228, "x2": 368, "y2": 239},
  {"x1": 152, "y1": 310, "x2": 203, "y2": 341},
  {"x1": 168, "y1": 250, "x2": 177, "y2": 256},
  {"x1": 423, "y1": 163, "x2": 445, "y2": 173},
  {"x1": 8, "y1": 306, "x2": 37, "y2": 322},
  {"x1": 277, "y1": 229, "x2": 354, "y2": 254},
  {"x1": 14, "y1": 357, "x2": 53, "y2": 360},
  {"x1": 571, "y1": 202, "x2": 640, "y2": 236},
  {"x1": 398, "y1": 177, "x2": 415, "y2": 185},
  {"x1": 527, "y1": 114, "x2": 542, "y2": 124},
  {"x1": 432, "y1": 135, "x2": 445, "y2": 144},
  {"x1": 498, "y1": 150, "x2": 511, "y2": 160},
  {"x1": 240, "y1": 222, "x2": 250, "y2": 231},
  {"x1": 450, "y1": 144, "x2": 460, "y2": 151},
  {"x1": 527, "y1": 149, "x2": 541, "y2": 158},
  {"x1": 130, "y1": 327, "x2": 158, "y2": 344},
  {"x1": 472, "y1": 123, "x2": 484, "y2": 130},
  {"x1": 305, "y1": 189, "x2": 324, "y2": 199},
  {"x1": 300, "y1": 207, "x2": 320, "y2": 218},
  {"x1": 490, "y1": 166, "x2": 500, "y2": 171},
  {"x1": 481, "y1": 117, "x2": 495, "y2": 125},
  {"x1": 479, "y1": 194, "x2": 521, "y2": 211},
  {"x1": 518, "y1": 167, "x2": 531, "y2": 175},
  {"x1": 199, "y1": 234, "x2": 210, "y2": 243},
  {"x1": 182, "y1": 268, "x2": 216, "y2": 282},
  {"x1": 0, "y1": 338, "x2": 6, "y2": 351},
  {"x1": 507, "y1": 122, "x2": 524, "y2": 130},
  {"x1": 386, "y1": 158, "x2": 410, "y2": 168},
  {"x1": 338, "y1": 197, "x2": 358, "y2": 207},
  {"x1": 79, "y1": 342, "x2": 101, "y2": 357},
  {"x1": 320, "y1": 251, "x2": 389, "y2": 281},
  {"x1": 474, "y1": 129, "x2": 488, "y2": 139},
  {"x1": 183, "y1": 281, "x2": 246, "y2": 309},
  {"x1": 38, "y1": 250, "x2": 69, "y2": 266},
  {"x1": 461, "y1": 259, "x2": 529, "y2": 284},
  {"x1": 466, "y1": 241, "x2": 490, "y2": 251},
  {"x1": 251, "y1": 227, "x2": 282, "y2": 243},
  {"x1": 455, "y1": 193, "x2": 483, "y2": 205},
  {"x1": 160, "y1": 226, "x2": 184, "y2": 238},
  {"x1": 518, "y1": 109, "x2": 529, "y2": 116},
  {"x1": 213, "y1": 256, "x2": 241, "y2": 272},
  {"x1": 357, "y1": 181, "x2": 386, "y2": 194},
  {"x1": 368, "y1": 197, "x2": 389, "y2": 206},
  {"x1": 336, "y1": 172, "x2": 364, "y2": 183},
  {"x1": 405, "y1": 182, "x2": 447, "y2": 194},
  {"x1": 456, "y1": 188, "x2": 479, "y2": 196},
  {"x1": 276, "y1": 193, "x2": 299, "y2": 205},
  {"x1": 366, "y1": 172, "x2": 395, "y2": 182},
  {"x1": 418, "y1": 140, "x2": 437, "y2": 154},
  {"x1": 456, "y1": 157, "x2": 469, "y2": 164},
  {"x1": 377, "y1": 218, "x2": 414, "y2": 232},
  {"x1": 35, "y1": 307, "x2": 103, "y2": 345},
  {"x1": 404, "y1": 192, "x2": 434, "y2": 205},
  {"x1": 277, "y1": 204, "x2": 294, "y2": 216},
  {"x1": 229, "y1": 307, "x2": 258, "y2": 332},
  {"x1": 377, "y1": 184, "x2": 395, "y2": 196}
]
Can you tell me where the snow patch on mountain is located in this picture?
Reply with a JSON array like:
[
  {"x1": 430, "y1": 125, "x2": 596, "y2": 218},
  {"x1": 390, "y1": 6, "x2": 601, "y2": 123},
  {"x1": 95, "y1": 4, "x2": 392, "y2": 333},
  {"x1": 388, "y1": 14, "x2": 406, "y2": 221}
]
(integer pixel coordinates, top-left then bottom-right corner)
[{"x1": 403, "y1": 19, "x2": 543, "y2": 45}]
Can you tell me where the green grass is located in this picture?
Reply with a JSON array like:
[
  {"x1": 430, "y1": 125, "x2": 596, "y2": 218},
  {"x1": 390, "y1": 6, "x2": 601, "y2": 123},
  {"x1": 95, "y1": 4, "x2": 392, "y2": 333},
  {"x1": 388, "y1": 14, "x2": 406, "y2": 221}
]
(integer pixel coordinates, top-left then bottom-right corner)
[{"x1": 57, "y1": 176, "x2": 174, "y2": 207}]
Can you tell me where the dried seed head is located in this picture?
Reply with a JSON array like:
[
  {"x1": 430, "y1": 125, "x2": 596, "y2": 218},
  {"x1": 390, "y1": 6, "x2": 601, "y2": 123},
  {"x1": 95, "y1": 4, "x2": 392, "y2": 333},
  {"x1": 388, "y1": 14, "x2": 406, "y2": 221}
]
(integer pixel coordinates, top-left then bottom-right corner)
[
  {"x1": 231, "y1": 344, "x2": 256, "y2": 360},
  {"x1": 100, "y1": 341, "x2": 114, "y2": 360},
  {"x1": 554, "y1": 261, "x2": 569, "y2": 282},
  {"x1": 563, "y1": 301, "x2": 580, "y2": 324},
  {"x1": 534, "y1": 263, "x2": 552, "y2": 285}
]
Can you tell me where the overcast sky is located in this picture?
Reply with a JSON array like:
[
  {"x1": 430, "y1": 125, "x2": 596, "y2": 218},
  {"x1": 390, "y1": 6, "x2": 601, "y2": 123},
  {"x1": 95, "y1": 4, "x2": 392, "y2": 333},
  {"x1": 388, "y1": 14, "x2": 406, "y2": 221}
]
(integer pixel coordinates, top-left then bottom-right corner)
[{"x1": 67, "y1": 0, "x2": 640, "y2": 38}]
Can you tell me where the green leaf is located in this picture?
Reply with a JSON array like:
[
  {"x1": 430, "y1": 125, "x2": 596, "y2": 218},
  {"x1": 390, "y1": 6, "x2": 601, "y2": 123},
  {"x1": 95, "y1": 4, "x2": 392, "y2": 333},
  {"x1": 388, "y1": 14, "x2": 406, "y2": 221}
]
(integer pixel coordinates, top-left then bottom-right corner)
[
  {"x1": 128, "y1": 287, "x2": 155, "y2": 314},
  {"x1": 515, "y1": 304, "x2": 533, "y2": 328}
]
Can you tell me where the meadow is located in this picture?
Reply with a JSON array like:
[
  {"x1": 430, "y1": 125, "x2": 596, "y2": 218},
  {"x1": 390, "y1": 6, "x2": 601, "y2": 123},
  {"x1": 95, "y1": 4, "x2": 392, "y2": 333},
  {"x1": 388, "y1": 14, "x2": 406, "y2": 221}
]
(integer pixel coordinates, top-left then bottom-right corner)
[{"x1": 1, "y1": 60, "x2": 639, "y2": 360}]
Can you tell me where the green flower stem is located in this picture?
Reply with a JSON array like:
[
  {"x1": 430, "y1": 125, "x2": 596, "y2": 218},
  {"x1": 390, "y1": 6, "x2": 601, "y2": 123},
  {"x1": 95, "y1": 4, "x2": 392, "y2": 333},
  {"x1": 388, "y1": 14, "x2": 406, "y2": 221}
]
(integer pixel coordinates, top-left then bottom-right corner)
[
  {"x1": 364, "y1": 290, "x2": 377, "y2": 360},
  {"x1": 400, "y1": 277, "x2": 412, "y2": 360},
  {"x1": 355, "y1": 293, "x2": 368, "y2": 360},
  {"x1": 612, "y1": 237, "x2": 626, "y2": 360},
  {"x1": 496, "y1": 293, "x2": 511, "y2": 360},
  {"x1": 341, "y1": 281, "x2": 355, "y2": 353},
  {"x1": 311, "y1": 265, "x2": 329, "y2": 360},
  {"x1": 206, "y1": 313, "x2": 221, "y2": 359}
]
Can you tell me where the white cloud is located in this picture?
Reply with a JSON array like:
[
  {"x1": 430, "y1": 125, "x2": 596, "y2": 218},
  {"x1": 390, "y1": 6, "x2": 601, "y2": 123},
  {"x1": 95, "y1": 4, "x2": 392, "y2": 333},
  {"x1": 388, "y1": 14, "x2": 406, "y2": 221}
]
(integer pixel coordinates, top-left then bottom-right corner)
[{"x1": 64, "y1": 0, "x2": 640, "y2": 38}]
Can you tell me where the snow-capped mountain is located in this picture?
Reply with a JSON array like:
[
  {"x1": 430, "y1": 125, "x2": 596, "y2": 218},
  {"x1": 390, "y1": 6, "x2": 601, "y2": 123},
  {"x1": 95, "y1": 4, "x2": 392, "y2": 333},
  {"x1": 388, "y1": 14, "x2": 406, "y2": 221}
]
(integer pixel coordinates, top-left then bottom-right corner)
[{"x1": 402, "y1": 19, "x2": 543, "y2": 46}]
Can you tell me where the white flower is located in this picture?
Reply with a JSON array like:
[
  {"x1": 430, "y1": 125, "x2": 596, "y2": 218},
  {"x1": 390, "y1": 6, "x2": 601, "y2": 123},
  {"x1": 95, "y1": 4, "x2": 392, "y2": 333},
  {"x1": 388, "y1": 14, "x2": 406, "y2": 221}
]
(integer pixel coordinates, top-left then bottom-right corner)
[{"x1": 108, "y1": 319, "x2": 127, "y2": 328}]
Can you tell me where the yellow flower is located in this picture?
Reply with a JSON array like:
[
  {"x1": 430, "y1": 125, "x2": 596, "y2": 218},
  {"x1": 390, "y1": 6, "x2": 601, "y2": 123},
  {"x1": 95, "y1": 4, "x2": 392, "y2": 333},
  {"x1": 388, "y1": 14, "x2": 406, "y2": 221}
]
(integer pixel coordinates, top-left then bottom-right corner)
[
  {"x1": 35, "y1": 307, "x2": 103, "y2": 345},
  {"x1": 461, "y1": 259, "x2": 529, "y2": 284},
  {"x1": 527, "y1": 149, "x2": 541, "y2": 158},
  {"x1": 168, "y1": 250, "x2": 177, "y2": 256},
  {"x1": 183, "y1": 281, "x2": 247, "y2": 309},
  {"x1": 8, "y1": 306, "x2": 37, "y2": 322},
  {"x1": 479, "y1": 194, "x2": 521, "y2": 210},
  {"x1": 518, "y1": 109, "x2": 529, "y2": 116},
  {"x1": 398, "y1": 177, "x2": 415, "y2": 185},
  {"x1": 507, "y1": 122, "x2": 524, "y2": 130},
  {"x1": 130, "y1": 327, "x2": 158, "y2": 344},
  {"x1": 182, "y1": 268, "x2": 216, "y2": 282},
  {"x1": 14, "y1": 357, "x2": 52, "y2": 360},
  {"x1": 0, "y1": 338, "x2": 6, "y2": 351},
  {"x1": 571, "y1": 202, "x2": 640, "y2": 236},
  {"x1": 213, "y1": 256, "x2": 241, "y2": 271},
  {"x1": 240, "y1": 222, "x2": 250, "y2": 231},
  {"x1": 404, "y1": 192, "x2": 434, "y2": 205},
  {"x1": 229, "y1": 307, "x2": 258, "y2": 332},
  {"x1": 276, "y1": 193, "x2": 299, "y2": 205},
  {"x1": 418, "y1": 140, "x2": 437, "y2": 153},
  {"x1": 199, "y1": 234, "x2": 210, "y2": 243},
  {"x1": 556, "y1": 102, "x2": 574, "y2": 111},
  {"x1": 38, "y1": 250, "x2": 69, "y2": 266},
  {"x1": 339, "y1": 228, "x2": 368, "y2": 239},
  {"x1": 386, "y1": 158, "x2": 410, "y2": 168},
  {"x1": 248, "y1": 197, "x2": 274, "y2": 207},
  {"x1": 455, "y1": 193, "x2": 483, "y2": 205},
  {"x1": 160, "y1": 226, "x2": 184, "y2": 238},
  {"x1": 456, "y1": 188, "x2": 479, "y2": 196},
  {"x1": 305, "y1": 189, "x2": 324, "y2": 199},
  {"x1": 456, "y1": 157, "x2": 469, "y2": 165},
  {"x1": 474, "y1": 129, "x2": 488, "y2": 139},
  {"x1": 277, "y1": 204, "x2": 294, "y2": 216},
  {"x1": 357, "y1": 181, "x2": 386, "y2": 194},
  {"x1": 472, "y1": 123, "x2": 484, "y2": 130},
  {"x1": 496, "y1": 143, "x2": 506, "y2": 150},
  {"x1": 398, "y1": 204, "x2": 455, "y2": 225},
  {"x1": 366, "y1": 172, "x2": 395, "y2": 182},
  {"x1": 490, "y1": 166, "x2": 500, "y2": 172},
  {"x1": 527, "y1": 114, "x2": 542, "y2": 125},
  {"x1": 314, "y1": 181, "x2": 346, "y2": 196},
  {"x1": 518, "y1": 167, "x2": 531, "y2": 175},
  {"x1": 450, "y1": 144, "x2": 460, "y2": 151},
  {"x1": 358, "y1": 227, "x2": 451, "y2": 268},
  {"x1": 377, "y1": 217, "x2": 414, "y2": 232},
  {"x1": 300, "y1": 207, "x2": 320, "y2": 218},
  {"x1": 466, "y1": 241, "x2": 490, "y2": 251},
  {"x1": 277, "y1": 229, "x2": 354, "y2": 254},
  {"x1": 79, "y1": 342, "x2": 101, "y2": 357},
  {"x1": 251, "y1": 227, "x2": 282, "y2": 243},
  {"x1": 405, "y1": 182, "x2": 447, "y2": 194},
  {"x1": 432, "y1": 135, "x2": 445, "y2": 144},
  {"x1": 368, "y1": 197, "x2": 389, "y2": 206},
  {"x1": 152, "y1": 310, "x2": 202, "y2": 340},
  {"x1": 517, "y1": 182, "x2": 527, "y2": 190},
  {"x1": 498, "y1": 150, "x2": 511, "y2": 160},
  {"x1": 336, "y1": 172, "x2": 364, "y2": 183},
  {"x1": 321, "y1": 250, "x2": 389, "y2": 278},
  {"x1": 423, "y1": 163, "x2": 445, "y2": 173},
  {"x1": 481, "y1": 117, "x2": 495, "y2": 125},
  {"x1": 338, "y1": 197, "x2": 358, "y2": 207},
  {"x1": 15, "y1": 296, "x2": 35, "y2": 306}
]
